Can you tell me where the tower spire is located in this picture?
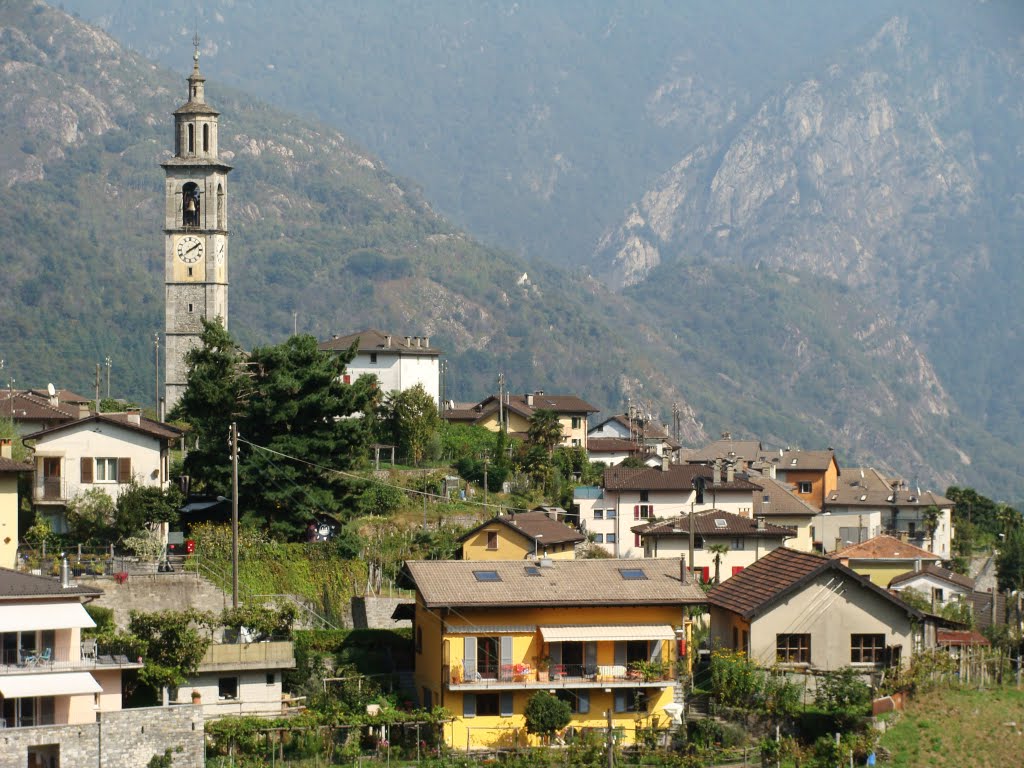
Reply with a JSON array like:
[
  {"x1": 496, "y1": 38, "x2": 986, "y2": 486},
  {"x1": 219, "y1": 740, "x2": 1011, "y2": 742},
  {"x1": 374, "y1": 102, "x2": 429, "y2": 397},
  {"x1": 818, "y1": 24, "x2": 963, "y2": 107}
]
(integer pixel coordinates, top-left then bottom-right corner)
[{"x1": 192, "y1": 32, "x2": 201, "y2": 70}]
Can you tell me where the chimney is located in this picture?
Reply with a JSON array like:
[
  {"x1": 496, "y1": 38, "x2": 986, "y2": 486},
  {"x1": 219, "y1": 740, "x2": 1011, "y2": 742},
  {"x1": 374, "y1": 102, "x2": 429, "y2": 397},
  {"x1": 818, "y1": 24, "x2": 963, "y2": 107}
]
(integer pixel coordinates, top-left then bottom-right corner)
[
  {"x1": 405, "y1": 336, "x2": 411, "y2": 346},
  {"x1": 769, "y1": 463, "x2": 776, "y2": 480},
  {"x1": 127, "y1": 409, "x2": 142, "y2": 426},
  {"x1": 78, "y1": 403, "x2": 91, "y2": 419},
  {"x1": 680, "y1": 555, "x2": 689, "y2": 584},
  {"x1": 60, "y1": 555, "x2": 70, "y2": 588},
  {"x1": 424, "y1": 336, "x2": 430, "y2": 348},
  {"x1": 416, "y1": 337, "x2": 422, "y2": 348},
  {"x1": 726, "y1": 463, "x2": 735, "y2": 483},
  {"x1": 914, "y1": 558, "x2": 922, "y2": 572},
  {"x1": 756, "y1": 516, "x2": 766, "y2": 531},
  {"x1": 0, "y1": 439, "x2": 10, "y2": 460},
  {"x1": 712, "y1": 460, "x2": 722, "y2": 485},
  {"x1": 526, "y1": 393, "x2": 534, "y2": 407},
  {"x1": 662, "y1": 453, "x2": 670, "y2": 472},
  {"x1": 385, "y1": 335, "x2": 392, "y2": 348}
]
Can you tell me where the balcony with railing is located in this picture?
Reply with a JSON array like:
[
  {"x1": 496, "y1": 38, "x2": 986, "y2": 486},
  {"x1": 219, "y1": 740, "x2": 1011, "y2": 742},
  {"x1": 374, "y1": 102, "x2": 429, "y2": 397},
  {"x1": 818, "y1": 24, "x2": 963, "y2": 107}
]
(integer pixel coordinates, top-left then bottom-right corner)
[
  {"x1": 446, "y1": 660, "x2": 673, "y2": 690},
  {"x1": 33, "y1": 477, "x2": 68, "y2": 504},
  {"x1": 197, "y1": 640, "x2": 296, "y2": 672},
  {"x1": 0, "y1": 644, "x2": 143, "y2": 675}
]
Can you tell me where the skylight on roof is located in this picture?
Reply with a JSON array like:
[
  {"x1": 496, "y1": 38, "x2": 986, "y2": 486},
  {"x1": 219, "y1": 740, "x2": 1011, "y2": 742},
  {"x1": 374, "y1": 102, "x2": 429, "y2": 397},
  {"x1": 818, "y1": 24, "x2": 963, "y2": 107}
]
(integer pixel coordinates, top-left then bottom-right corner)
[
  {"x1": 618, "y1": 568, "x2": 648, "y2": 580},
  {"x1": 524, "y1": 566, "x2": 542, "y2": 577},
  {"x1": 714, "y1": 519, "x2": 728, "y2": 528},
  {"x1": 473, "y1": 570, "x2": 502, "y2": 582}
]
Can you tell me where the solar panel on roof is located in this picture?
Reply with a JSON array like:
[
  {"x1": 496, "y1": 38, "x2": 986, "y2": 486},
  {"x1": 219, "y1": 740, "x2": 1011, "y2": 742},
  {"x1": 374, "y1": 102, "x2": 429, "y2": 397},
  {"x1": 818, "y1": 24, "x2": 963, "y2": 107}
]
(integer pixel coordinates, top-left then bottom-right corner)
[
  {"x1": 618, "y1": 568, "x2": 648, "y2": 580},
  {"x1": 473, "y1": 570, "x2": 501, "y2": 582}
]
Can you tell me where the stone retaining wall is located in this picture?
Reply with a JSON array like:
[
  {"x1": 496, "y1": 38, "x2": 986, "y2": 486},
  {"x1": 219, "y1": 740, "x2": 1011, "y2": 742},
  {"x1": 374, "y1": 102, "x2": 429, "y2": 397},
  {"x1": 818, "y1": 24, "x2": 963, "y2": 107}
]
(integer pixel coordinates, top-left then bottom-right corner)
[{"x1": 0, "y1": 705, "x2": 203, "y2": 768}]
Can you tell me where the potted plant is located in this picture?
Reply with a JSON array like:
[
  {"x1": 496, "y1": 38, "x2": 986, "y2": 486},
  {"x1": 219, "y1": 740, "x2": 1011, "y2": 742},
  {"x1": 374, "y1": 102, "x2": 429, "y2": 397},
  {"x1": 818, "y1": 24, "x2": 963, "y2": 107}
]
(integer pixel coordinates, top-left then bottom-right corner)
[
  {"x1": 535, "y1": 655, "x2": 552, "y2": 682},
  {"x1": 190, "y1": 690, "x2": 202, "y2": 705},
  {"x1": 451, "y1": 663, "x2": 463, "y2": 684}
]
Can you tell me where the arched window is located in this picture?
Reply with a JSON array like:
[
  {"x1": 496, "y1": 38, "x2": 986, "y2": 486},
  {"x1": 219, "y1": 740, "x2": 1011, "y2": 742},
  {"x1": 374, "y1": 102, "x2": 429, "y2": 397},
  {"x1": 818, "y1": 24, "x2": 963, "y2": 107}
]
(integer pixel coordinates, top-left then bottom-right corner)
[
  {"x1": 182, "y1": 182, "x2": 200, "y2": 227},
  {"x1": 216, "y1": 184, "x2": 225, "y2": 228},
  {"x1": 203, "y1": 124, "x2": 209, "y2": 153},
  {"x1": 187, "y1": 124, "x2": 194, "y2": 154}
]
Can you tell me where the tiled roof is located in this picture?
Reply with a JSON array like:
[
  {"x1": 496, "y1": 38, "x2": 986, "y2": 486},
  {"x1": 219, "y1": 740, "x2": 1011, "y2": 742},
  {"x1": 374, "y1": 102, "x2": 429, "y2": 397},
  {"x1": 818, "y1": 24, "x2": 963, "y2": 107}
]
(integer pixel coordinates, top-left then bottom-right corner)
[
  {"x1": 707, "y1": 547, "x2": 920, "y2": 621},
  {"x1": 499, "y1": 393, "x2": 599, "y2": 415},
  {"x1": 752, "y1": 476, "x2": 819, "y2": 517},
  {"x1": 603, "y1": 464, "x2": 762, "y2": 492},
  {"x1": 756, "y1": 448, "x2": 837, "y2": 473},
  {"x1": 683, "y1": 439, "x2": 763, "y2": 463},
  {"x1": 0, "y1": 456, "x2": 32, "y2": 474},
  {"x1": 460, "y1": 511, "x2": 586, "y2": 547},
  {"x1": 24, "y1": 413, "x2": 183, "y2": 443},
  {"x1": 0, "y1": 567, "x2": 102, "y2": 601},
  {"x1": 889, "y1": 563, "x2": 975, "y2": 591},
  {"x1": 406, "y1": 558, "x2": 707, "y2": 609},
  {"x1": 830, "y1": 535, "x2": 939, "y2": 562},
  {"x1": 0, "y1": 391, "x2": 77, "y2": 422},
  {"x1": 318, "y1": 329, "x2": 440, "y2": 355},
  {"x1": 631, "y1": 510, "x2": 795, "y2": 539},
  {"x1": 936, "y1": 629, "x2": 989, "y2": 647},
  {"x1": 825, "y1": 468, "x2": 952, "y2": 508}
]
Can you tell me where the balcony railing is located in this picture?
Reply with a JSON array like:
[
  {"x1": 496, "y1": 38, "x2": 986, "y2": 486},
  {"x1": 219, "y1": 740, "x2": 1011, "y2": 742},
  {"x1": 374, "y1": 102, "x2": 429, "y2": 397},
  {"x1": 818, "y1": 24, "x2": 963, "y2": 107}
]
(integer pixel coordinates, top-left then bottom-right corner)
[
  {"x1": 0, "y1": 646, "x2": 142, "y2": 675},
  {"x1": 447, "y1": 661, "x2": 673, "y2": 688},
  {"x1": 198, "y1": 640, "x2": 296, "y2": 671},
  {"x1": 34, "y1": 477, "x2": 68, "y2": 503}
]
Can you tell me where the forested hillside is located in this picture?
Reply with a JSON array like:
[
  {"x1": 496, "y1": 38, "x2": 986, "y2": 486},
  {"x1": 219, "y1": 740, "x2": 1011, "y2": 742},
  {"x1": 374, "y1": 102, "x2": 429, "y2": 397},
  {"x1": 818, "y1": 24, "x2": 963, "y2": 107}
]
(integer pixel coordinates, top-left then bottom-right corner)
[{"x1": 1, "y1": 0, "x2": 1022, "y2": 503}]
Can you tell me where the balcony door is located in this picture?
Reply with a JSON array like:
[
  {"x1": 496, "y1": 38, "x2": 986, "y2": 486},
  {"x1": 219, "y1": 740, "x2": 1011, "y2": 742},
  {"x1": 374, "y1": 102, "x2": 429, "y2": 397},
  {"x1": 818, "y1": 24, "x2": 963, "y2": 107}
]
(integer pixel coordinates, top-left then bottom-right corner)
[{"x1": 42, "y1": 457, "x2": 61, "y2": 500}]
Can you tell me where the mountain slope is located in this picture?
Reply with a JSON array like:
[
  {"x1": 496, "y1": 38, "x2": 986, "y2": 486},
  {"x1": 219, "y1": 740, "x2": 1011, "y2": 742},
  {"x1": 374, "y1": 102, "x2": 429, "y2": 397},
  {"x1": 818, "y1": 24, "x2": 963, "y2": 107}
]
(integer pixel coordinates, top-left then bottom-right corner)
[{"x1": 0, "y1": 1, "x2": 1020, "y2": 504}]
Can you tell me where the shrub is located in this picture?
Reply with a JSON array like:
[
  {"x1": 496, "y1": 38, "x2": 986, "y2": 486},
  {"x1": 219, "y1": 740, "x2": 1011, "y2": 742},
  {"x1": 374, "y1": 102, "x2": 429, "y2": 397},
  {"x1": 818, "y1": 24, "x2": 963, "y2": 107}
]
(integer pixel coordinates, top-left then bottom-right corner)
[{"x1": 523, "y1": 691, "x2": 571, "y2": 741}]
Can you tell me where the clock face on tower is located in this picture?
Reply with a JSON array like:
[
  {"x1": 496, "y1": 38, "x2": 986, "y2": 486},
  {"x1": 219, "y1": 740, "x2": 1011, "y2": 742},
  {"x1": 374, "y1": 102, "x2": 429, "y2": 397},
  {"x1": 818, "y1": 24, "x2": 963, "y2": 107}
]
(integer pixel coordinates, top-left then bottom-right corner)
[
  {"x1": 213, "y1": 235, "x2": 225, "y2": 266},
  {"x1": 176, "y1": 235, "x2": 204, "y2": 263}
]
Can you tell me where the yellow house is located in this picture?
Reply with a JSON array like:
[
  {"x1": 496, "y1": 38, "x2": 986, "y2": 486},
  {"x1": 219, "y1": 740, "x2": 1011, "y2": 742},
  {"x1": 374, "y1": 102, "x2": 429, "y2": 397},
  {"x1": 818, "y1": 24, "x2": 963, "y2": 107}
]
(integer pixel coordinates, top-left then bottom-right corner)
[
  {"x1": 447, "y1": 392, "x2": 598, "y2": 450},
  {"x1": 459, "y1": 511, "x2": 584, "y2": 561},
  {"x1": 830, "y1": 535, "x2": 941, "y2": 587},
  {"x1": 0, "y1": 438, "x2": 32, "y2": 570},
  {"x1": 406, "y1": 558, "x2": 706, "y2": 750}
]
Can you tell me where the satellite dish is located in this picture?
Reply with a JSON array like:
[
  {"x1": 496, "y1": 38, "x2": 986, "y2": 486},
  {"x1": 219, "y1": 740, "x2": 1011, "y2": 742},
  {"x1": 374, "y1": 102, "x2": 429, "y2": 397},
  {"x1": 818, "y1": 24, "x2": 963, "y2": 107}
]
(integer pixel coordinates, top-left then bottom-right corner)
[{"x1": 47, "y1": 383, "x2": 56, "y2": 397}]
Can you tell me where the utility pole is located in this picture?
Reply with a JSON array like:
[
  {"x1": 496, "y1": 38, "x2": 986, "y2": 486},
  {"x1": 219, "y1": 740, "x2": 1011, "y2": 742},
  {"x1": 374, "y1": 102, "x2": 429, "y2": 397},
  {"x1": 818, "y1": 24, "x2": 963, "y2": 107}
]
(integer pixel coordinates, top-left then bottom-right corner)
[
  {"x1": 497, "y1": 373, "x2": 505, "y2": 432},
  {"x1": 105, "y1": 356, "x2": 112, "y2": 398},
  {"x1": 153, "y1": 333, "x2": 160, "y2": 415},
  {"x1": 292, "y1": 310, "x2": 298, "y2": 336},
  {"x1": 231, "y1": 422, "x2": 239, "y2": 609},
  {"x1": 606, "y1": 708, "x2": 615, "y2": 768},
  {"x1": 483, "y1": 454, "x2": 489, "y2": 512}
]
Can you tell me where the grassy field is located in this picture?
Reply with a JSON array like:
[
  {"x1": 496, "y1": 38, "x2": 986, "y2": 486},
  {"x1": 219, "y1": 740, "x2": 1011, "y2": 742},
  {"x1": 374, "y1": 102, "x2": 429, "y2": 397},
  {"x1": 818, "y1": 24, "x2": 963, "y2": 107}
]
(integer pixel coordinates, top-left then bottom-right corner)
[{"x1": 879, "y1": 686, "x2": 1024, "y2": 767}]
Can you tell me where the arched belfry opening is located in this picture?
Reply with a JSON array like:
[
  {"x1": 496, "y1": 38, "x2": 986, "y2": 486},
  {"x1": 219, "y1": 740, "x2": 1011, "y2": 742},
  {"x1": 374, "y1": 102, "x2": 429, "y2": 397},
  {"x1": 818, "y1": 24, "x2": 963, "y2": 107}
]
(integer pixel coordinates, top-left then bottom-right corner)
[
  {"x1": 203, "y1": 124, "x2": 209, "y2": 153},
  {"x1": 183, "y1": 182, "x2": 201, "y2": 227},
  {"x1": 187, "y1": 124, "x2": 195, "y2": 154},
  {"x1": 216, "y1": 183, "x2": 225, "y2": 228}
]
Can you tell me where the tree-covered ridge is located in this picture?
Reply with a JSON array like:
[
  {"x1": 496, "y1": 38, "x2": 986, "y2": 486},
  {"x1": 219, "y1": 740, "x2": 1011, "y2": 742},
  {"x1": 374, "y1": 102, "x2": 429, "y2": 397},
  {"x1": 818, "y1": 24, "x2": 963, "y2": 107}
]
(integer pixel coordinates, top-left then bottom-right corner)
[{"x1": 0, "y1": 0, "x2": 1021, "y2": 503}]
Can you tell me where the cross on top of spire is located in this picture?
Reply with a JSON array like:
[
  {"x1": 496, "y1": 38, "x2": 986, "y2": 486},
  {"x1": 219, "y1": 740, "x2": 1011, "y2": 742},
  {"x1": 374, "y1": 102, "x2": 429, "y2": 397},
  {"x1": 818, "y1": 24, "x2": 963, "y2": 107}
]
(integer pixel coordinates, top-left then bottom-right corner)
[{"x1": 192, "y1": 32, "x2": 201, "y2": 68}]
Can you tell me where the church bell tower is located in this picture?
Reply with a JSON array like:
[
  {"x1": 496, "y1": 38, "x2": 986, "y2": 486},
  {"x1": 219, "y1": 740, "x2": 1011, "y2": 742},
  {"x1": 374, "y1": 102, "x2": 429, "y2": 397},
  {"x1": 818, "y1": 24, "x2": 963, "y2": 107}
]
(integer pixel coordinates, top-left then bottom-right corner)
[{"x1": 163, "y1": 36, "x2": 232, "y2": 412}]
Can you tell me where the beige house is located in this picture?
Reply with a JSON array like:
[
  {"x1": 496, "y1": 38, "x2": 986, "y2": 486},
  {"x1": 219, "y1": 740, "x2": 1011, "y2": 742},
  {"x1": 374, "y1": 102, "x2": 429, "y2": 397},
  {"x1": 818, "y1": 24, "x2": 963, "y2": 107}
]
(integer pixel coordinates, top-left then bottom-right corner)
[
  {"x1": 707, "y1": 548, "x2": 925, "y2": 677},
  {"x1": 632, "y1": 510, "x2": 794, "y2": 583},
  {"x1": 174, "y1": 639, "x2": 295, "y2": 718},
  {"x1": 459, "y1": 510, "x2": 584, "y2": 561},
  {"x1": 0, "y1": 565, "x2": 141, "y2": 729},
  {"x1": 750, "y1": 475, "x2": 819, "y2": 552},
  {"x1": 829, "y1": 535, "x2": 942, "y2": 587},
  {"x1": 445, "y1": 392, "x2": 598, "y2": 450},
  {"x1": 23, "y1": 411, "x2": 182, "y2": 534}
]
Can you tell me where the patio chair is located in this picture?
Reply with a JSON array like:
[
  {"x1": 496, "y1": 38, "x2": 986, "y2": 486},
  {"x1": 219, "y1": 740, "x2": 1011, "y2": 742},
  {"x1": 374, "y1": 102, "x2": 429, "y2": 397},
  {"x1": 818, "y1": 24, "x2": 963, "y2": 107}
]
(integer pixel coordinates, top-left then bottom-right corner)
[
  {"x1": 81, "y1": 639, "x2": 98, "y2": 660},
  {"x1": 37, "y1": 648, "x2": 52, "y2": 665}
]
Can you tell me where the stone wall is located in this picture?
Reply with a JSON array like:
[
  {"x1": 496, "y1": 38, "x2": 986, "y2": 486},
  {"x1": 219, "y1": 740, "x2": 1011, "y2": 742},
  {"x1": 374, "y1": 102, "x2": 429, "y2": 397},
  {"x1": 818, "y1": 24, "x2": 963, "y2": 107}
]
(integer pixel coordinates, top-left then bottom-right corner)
[
  {"x1": 351, "y1": 595, "x2": 412, "y2": 629},
  {"x1": 78, "y1": 572, "x2": 230, "y2": 628},
  {"x1": 0, "y1": 705, "x2": 203, "y2": 768}
]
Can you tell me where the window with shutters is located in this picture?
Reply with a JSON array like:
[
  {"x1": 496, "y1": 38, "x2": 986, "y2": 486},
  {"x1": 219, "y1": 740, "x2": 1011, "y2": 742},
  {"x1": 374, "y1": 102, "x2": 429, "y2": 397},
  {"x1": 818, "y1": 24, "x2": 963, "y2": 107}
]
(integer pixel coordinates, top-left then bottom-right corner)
[
  {"x1": 613, "y1": 688, "x2": 649, "y2": 713},
  {"x1": 94, "y1": 458, "x2": 119, "y2": 483},
  {"x1": 556, "y1": 689, "x2": 590, "y2": 714},
  {"x1": 633, "y1": 504, "x2": 652, "y2": 519},
  {"x1": 475, "y1": 693, "x2": 500, "y2": 716}
]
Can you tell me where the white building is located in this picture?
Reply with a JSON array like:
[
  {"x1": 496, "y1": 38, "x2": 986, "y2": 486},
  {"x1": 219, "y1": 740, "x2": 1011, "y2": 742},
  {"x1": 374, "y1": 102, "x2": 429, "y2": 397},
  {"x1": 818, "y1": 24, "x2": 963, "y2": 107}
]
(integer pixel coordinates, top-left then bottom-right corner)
[
  {"x1": 820, "y1": 468, "x2": 954, "y2": 558},
  {"x1": 175, "y1": 639, "x2": 295, "y2": 719},
  {"x1": 23, "y1": 411, "x2": 182, "y2": 534},
  {"x1": 319, "y1": 329, "x2": 440, "y2": 406}
]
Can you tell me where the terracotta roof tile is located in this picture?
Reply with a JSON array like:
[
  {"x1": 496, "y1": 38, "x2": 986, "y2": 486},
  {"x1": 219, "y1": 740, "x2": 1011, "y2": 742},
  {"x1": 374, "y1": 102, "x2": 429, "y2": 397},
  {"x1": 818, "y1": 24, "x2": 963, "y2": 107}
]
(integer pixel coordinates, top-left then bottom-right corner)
[
  {"x1": 406, "y1": 558, "x2": 707, "y2": 609},
  {"x1": 683, "y1": 439, "x2": 763, "y2": 463},
  {"x1": 830, "y1": 535, "x2": 939, "y2": 562},
  {"x1": 460, "y1": 511, "x2": 586, "y2": 547},
  {"x1": 707, "y1": 547, "x2": 920, "y2": 621},
  {"x1": 752, "y1": 476, "x2": 819, "y2": 517},
  {"x1": 756, "y1": 448, "x2": 837, "y2": 472},
  {"x1": 318, "y1": 329, "x2": 440, "y2": 355}
]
